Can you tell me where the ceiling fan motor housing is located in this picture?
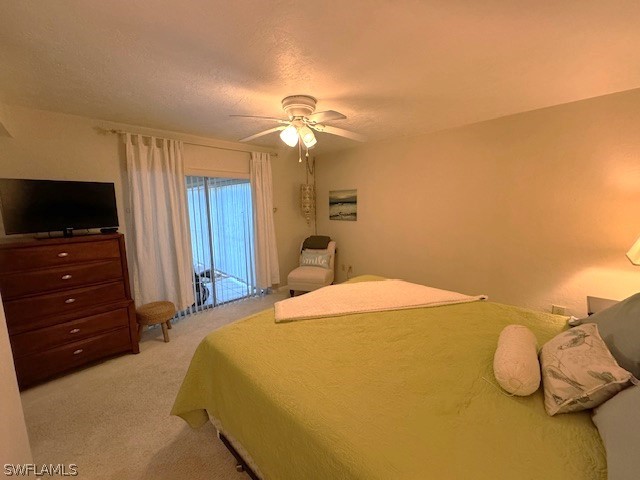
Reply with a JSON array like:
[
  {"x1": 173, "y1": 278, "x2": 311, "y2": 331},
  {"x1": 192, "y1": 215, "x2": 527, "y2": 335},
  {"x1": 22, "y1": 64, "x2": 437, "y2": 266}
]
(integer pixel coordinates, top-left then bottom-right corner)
[
  {"x1": 282, "y1": 95, "x2": 317, "y2": 119},
  {"x1": 235, "y1": 94, "x2": 363, "y2": 143}
]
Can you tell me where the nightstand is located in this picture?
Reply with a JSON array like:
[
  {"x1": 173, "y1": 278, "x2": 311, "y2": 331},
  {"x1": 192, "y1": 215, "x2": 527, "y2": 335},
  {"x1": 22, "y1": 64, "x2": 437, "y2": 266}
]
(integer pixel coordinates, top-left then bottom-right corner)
[{"x1": 587, "y1": 296, "x2": 619, "y2": 316}]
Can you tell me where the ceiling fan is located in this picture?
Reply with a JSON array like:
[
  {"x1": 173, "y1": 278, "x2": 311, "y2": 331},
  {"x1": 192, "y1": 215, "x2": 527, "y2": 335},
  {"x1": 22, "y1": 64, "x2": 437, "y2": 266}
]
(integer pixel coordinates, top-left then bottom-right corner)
[{"x1": 231, "y1": 95, "x2": 365, "y2": 161}]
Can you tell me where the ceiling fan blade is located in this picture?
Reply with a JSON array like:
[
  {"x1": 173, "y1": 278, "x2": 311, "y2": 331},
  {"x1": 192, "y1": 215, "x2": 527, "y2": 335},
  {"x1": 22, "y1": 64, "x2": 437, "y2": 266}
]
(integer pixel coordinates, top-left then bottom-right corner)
[
  {"x1": 230, "y1": 115, "x2": 289, "y2": 124},
  {"x1": 239, "y1": 126, "x2": 286, "y2": 142},
  {"x1": 306, "y1": 110, "x2": 347, "y2": 124},
  {"x1": 312, "y1": 125, "x2": 366, "y2": 142}
]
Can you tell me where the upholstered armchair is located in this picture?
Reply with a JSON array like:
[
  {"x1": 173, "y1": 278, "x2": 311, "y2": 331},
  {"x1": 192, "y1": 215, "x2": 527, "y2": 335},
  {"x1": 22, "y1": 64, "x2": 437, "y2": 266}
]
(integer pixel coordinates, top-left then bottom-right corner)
[{"x1": 287, "y1": 236, "x2": 336, "y2": 296}]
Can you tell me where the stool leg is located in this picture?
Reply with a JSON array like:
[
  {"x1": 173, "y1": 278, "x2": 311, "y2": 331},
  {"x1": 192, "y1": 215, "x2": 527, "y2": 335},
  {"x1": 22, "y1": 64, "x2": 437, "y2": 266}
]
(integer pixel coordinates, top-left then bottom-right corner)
[
  {"x1": 161, "y1": 322, "x2": 170, "y2": 342},
  {"x1": 167, "y1": 318, "x2": 172, "y2": 329},
  {"x1": 138, "y1": 324, "x2": 144, "y2": 341}
]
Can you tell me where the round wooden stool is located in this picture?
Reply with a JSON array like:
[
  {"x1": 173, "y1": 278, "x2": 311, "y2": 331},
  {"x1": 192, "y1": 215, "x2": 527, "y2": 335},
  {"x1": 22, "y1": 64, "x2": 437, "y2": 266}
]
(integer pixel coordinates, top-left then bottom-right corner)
[{"x1": 136, "y1": 301, "x2": 176, "y2": 343}]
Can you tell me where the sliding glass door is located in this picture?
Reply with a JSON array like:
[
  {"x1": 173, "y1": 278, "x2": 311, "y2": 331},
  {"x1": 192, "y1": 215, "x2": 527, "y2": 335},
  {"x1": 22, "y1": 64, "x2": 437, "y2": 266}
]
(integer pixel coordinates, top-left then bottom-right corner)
[{"x1": 184, "y1": 176, "x2": 256, "y2": 314}]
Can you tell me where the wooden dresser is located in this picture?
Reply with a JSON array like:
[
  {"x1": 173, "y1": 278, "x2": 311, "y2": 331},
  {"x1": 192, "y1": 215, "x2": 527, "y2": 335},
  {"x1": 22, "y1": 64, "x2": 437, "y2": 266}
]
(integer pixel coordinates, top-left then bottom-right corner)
[{"x1": 0, "y1": 233, "x2": 139, "y2": 388}]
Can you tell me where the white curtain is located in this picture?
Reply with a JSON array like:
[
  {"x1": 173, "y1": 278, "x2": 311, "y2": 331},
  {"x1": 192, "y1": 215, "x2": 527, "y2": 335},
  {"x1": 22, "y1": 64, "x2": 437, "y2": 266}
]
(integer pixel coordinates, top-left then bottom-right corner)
[
  {"x1": 124, "y1": 134, "x2": 194, "y2": 309},
  {"x1": 250, "y1": 152, "x2": 280, "y2": 289}
]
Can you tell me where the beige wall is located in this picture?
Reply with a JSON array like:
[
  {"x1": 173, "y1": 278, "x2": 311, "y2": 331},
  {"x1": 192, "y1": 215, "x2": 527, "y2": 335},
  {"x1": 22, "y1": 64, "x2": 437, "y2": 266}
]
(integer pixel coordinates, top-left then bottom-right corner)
[
  {"x1": 272, "y1": 149, "x2": 318, "y2": 285},
  {"x1": 0, "y1": 105, "x2": 309, "y2": 286},
  {"x1": 0, "y1": 105, "x2": 128, "y2": 236},
  {"x1": 184, "y1": 143, "x2": 250, "y2": 178},
  {"x1": 0, "y1": 293, "x2": 33, "y2": 465},
  {"x1": 316, "y1": 89, "x2": 640, "y2": 316}
]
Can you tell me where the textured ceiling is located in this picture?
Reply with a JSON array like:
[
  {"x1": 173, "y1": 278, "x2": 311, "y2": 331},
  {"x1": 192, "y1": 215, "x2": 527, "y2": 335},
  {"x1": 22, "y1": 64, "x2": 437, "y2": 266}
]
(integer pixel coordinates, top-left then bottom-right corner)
[{"x1": 1, "y1": 1, "x2": 640, "y2": 153}]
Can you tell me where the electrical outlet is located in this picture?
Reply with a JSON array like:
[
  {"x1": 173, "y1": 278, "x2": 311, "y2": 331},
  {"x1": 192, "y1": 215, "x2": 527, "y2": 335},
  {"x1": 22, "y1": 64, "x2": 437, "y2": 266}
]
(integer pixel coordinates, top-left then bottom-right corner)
[
  {"x1": 346, "y1": 265, "x2": 353, "y2": 279},
  {"x1": 551, "y1": 305, "x2": 566, "y2": 315}
]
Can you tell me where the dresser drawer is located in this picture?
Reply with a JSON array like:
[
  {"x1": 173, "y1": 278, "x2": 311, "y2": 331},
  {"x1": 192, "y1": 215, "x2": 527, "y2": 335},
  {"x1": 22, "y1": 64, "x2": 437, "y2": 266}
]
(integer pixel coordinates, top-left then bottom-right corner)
[
  {"x1": 0, "y1": 260, "x2": 123, "y2": 299},
  {"x1": 9, "y1": 308, "x2": 130, "y2": 358},
  {"x1": 4, "y1": 281, "x2": 127, "y2": 334},
  {"x1": 0, "y1": 238, "x2": 120, "y2": 273},
  {"x1": 14, "y1": 328, "x2": 132, "y2": 388}
]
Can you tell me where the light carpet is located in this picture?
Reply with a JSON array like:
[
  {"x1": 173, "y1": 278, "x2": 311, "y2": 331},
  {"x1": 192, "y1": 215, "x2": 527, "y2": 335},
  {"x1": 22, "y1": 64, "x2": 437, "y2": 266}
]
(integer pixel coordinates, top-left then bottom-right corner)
[{"x1": 20, "y1": 292, "x2": 288, "y2": 479}]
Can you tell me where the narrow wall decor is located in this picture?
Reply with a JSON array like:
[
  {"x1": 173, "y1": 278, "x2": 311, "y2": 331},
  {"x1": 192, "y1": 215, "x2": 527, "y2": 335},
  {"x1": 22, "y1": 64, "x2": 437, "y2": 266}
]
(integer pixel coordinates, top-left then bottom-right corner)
[
  {"x1": 301, "y1": 184, "x2": 315, "y2": 225},
  {"x1": 329, "y1": 189, "x2": 357, "y2": 221}
]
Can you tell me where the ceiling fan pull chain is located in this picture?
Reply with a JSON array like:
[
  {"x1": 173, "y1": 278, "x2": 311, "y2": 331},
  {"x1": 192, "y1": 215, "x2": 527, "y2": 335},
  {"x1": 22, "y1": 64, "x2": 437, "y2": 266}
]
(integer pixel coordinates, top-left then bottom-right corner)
[
  {"x1": 298, "y1": 141, "x2": 303, "y2": 163},
  {"x1": 306, "y1": 156, "x2": 315, "y2": 176}
]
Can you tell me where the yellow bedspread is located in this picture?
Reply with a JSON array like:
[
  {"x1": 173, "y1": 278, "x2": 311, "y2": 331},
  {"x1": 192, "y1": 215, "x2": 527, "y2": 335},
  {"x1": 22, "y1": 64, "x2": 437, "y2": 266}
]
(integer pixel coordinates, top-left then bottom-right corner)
[{"x1": 172, "y1": 277, "x2": 606, "y2": 479}]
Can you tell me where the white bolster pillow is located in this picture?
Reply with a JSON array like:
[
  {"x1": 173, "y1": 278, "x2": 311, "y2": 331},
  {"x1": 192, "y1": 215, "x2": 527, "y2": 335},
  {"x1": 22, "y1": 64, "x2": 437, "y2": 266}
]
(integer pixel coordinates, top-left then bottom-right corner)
[{"x1": 493, "y1": 325, "x2": 540, "y2": 396}]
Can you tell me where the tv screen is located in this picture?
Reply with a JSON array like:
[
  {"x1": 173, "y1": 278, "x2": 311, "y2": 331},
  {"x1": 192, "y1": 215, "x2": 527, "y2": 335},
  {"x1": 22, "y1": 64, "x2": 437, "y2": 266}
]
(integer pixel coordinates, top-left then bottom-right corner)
[{"x1": 0, "y1": 178, "x2": 119, "y2": 235}]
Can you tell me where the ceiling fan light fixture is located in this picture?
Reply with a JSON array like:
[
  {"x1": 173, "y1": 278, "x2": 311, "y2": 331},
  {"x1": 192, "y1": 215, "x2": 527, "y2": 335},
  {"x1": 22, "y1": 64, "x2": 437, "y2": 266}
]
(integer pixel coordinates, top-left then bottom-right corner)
[
  {"x1": 299, "y1": 126, "x2": 317, "y2": 148},
  {"x1": 234, "y1": 95, "x2": 365, "y2": 150},
  {"x1": 279, "y1": 124, "x2": 299, "y2": 147}
]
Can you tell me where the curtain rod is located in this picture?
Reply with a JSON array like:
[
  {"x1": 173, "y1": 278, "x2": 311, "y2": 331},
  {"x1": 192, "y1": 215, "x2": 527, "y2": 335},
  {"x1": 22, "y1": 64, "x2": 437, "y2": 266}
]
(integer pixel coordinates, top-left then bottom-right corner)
[{"x1": 104, "y1": 128, "x2": 278, "y2": 157}]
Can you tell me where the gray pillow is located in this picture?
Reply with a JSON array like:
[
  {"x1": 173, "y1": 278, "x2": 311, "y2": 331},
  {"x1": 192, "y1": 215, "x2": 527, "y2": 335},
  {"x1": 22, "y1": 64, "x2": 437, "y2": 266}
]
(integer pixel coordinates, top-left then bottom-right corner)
[
  {"x1": 584, "y1": 293, "x2": 640, "y2": 378},
  {"x1": 592, "y1": 385, "x2": 640, "y2": 480}
]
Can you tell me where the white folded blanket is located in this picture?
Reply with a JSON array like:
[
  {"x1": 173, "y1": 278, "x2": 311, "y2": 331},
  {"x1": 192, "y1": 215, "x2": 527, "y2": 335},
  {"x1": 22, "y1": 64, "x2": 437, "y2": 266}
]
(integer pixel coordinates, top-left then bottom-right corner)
[{"x1": 275, "y1": 279, "x2": 487, "y2": 323}]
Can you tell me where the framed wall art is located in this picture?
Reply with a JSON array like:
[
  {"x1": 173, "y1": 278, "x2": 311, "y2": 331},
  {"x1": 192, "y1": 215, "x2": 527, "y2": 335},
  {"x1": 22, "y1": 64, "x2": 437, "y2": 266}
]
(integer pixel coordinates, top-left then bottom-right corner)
[{"x1": 329, "y1": 189, "x2": 357, "y2": 221}]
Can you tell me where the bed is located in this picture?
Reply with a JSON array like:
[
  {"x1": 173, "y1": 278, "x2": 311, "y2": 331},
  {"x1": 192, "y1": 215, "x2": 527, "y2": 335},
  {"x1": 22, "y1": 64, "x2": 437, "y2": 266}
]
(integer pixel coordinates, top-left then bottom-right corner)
[{"x1": 172, "y1": 275, "x2": 607, "y2": 479}]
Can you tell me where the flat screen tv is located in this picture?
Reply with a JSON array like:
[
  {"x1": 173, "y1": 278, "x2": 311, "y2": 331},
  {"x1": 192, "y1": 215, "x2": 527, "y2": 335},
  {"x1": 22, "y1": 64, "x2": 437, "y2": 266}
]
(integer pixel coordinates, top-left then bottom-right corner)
[{"x1": 0, "y1": 178, "x2": 119, "y2": 236}]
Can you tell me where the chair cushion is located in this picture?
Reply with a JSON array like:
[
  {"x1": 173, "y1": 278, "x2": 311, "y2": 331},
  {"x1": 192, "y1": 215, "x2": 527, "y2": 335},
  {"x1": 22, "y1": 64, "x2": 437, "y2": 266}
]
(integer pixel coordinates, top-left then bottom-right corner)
[
  {"x1": 302, "y1": 235, "x2": 331, "y2": 250},
  {"x1": 288, "y1": 266, "x2": 334, "y2": 292}
]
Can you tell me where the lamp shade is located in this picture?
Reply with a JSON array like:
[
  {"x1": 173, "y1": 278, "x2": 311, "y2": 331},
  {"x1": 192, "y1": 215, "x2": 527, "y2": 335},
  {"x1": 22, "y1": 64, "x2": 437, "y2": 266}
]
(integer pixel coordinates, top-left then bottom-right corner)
[
  {"x1": 627, "y1": 236, "x2": 640, "y2": 265},
  {"x1": 299, "y1": 126, "x2": 317, "y2": 148},
  {"x1": 279, "y1": 124, "x2": 299, "y2": 147}
]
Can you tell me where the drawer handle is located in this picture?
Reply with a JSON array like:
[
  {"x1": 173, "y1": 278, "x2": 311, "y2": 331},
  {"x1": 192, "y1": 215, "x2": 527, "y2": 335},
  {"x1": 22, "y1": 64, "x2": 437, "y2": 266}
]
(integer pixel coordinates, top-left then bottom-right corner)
[
  {"x1": 65, "y1": 298, "x2": 76, "y2": 304},
  {"x1": 69, "y1": 328, "x2": 81, "y2": 334},
  {"x1": 57, "y1": 252, "x2": 69, "y2": 258},
  {"x1": 61, "y1": 274, "x2": 72, "y2": 280},
  {"x1": 73, "y1": 349, "x2": 84, "y2": 355}
]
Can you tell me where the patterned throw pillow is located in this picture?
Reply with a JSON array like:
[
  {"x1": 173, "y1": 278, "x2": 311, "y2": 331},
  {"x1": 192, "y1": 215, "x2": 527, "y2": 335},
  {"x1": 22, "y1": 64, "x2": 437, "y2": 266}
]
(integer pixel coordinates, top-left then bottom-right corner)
[
  {"x1": 300, "y1": 251, "x2": 330, "y2": 269},
  {"x1": 539, "y1": 323, "x2": 635, "y2": 416}
]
